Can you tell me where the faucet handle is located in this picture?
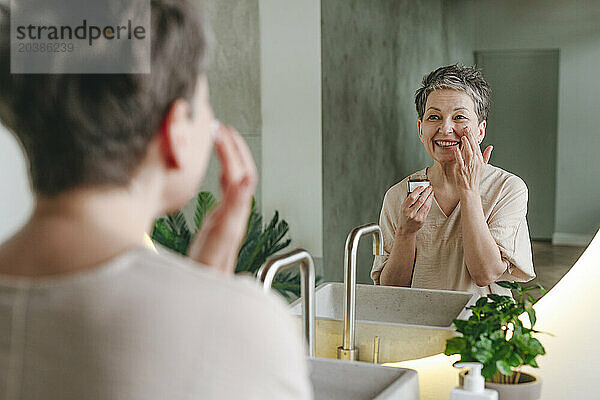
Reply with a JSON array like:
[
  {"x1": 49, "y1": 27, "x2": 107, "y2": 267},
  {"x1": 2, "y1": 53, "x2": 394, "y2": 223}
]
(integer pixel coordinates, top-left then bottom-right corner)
[
  {"x1": 258, "y1": 249, "x2": 316, "y2": 357},
  {"x1": 371, "y1": 225, "x2": 383, "y2": 256},
  {"x1": 372, "y1": 336, "x2": 381, "y2": 364}
]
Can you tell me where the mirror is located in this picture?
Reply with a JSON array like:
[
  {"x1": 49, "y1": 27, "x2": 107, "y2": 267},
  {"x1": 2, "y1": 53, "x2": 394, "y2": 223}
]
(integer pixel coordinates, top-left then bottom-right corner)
[
  {"x1": 200, "y1": 0, "x2": 596, "y2": 299},
  {"x1": 317, "y1": 0, "x2": 599, "y2": 299},
  {"x1": 0, "y1": 0, "x2": 597, "y2": 302}
]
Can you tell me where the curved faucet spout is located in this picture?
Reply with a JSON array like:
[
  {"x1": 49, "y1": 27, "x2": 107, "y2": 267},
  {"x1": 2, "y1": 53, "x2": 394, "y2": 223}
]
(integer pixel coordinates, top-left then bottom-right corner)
[
  {"x1": 338, "y1": 223, "x2": 383, "y2": 361},
  {"x1": 257, "y1": 249, "x2": 316, "y2": 357}
]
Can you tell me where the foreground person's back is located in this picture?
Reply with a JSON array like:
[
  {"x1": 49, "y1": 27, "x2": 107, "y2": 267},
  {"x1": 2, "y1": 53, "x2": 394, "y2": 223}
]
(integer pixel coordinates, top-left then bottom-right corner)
[
  {"x1": 0, "y1": 248, "x2": 310, "y2": 399},
  {"x1": 0, "y1": 0, "x2": 311, "y2": 398}
]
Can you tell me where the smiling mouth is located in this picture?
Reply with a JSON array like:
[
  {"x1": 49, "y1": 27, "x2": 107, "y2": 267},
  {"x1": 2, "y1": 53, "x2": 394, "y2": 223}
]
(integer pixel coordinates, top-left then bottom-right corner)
[{"x1": 434, "y1": 140, "x2": 460, "y2": 149}]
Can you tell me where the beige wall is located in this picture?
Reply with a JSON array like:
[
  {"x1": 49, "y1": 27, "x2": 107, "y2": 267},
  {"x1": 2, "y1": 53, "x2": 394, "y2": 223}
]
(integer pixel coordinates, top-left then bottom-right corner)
[
  {"x1": 0, "y1": 127, "x2": 32, "y2": 242},
  {"x1": 259, "y1": 0, "x2": 323, "y2": 259}
]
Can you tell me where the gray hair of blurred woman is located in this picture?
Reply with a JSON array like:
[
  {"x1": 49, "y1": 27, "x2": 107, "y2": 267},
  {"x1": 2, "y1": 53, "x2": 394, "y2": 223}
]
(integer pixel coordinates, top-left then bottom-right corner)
[
  {"x1": 0, "y1": 0, "x2": 213, "y2": 196},
  {"x1": 414, "y1": 64, "x2": 491, "y2": 124}
]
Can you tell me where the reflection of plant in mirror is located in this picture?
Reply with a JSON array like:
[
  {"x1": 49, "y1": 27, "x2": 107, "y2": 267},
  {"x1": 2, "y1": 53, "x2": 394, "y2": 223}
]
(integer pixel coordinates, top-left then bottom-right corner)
[
  {"x1": 444, "y1": 281, "x2": 548, "y2": 384},
  {"x1": 152, "y1": 192, "x2": 315, "y2": 301}
]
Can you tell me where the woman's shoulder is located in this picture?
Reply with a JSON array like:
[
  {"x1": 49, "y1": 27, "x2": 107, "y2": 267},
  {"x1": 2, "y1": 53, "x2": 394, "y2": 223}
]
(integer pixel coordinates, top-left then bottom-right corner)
[
  {"x1": 51, "y1": 246, "x2": 289, "y2": 324},
  {"x1": 483, "y1": 164, "x2": 528, "y2": 192},
  {"x1": 482, "y1": 164, "x2": 528, "y2": 205},
  {"x1": 134, "y1": 248, "x2": 282, "y2": 305}
]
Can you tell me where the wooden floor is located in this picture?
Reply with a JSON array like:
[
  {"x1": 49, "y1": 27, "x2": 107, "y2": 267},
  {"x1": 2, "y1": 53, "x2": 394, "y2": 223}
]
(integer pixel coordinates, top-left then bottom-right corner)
[{"x1": 524, "y1": 241, "x2": 586, "y2": 301}]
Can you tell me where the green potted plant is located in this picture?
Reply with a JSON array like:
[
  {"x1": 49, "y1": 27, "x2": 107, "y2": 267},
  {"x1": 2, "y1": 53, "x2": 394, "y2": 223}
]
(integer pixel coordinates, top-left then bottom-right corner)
[
  {"x1": 444, "y1": 281, "x2": 548, "y2": 400},
  {"x1": 152, "y1": 192, "x2": 313, "y2": 301}
]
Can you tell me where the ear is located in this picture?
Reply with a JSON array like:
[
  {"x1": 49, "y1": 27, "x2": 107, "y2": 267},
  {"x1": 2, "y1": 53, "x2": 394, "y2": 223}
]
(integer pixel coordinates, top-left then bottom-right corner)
[
  {"x1": 477, "y1": 120, "x2": 486, "y2": 143},
  {"x1": 417, "y1": 119, "x2": 424, "y2": 143},
  {"x1": 159, "y1": 99, "x2": 192, "y2": 169}
]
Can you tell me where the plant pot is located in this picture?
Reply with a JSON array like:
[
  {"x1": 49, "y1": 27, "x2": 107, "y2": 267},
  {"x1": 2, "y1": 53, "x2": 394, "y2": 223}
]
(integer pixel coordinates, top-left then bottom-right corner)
[{"x1": 459, "y1": 371, "x2": 542, "y2": 400}]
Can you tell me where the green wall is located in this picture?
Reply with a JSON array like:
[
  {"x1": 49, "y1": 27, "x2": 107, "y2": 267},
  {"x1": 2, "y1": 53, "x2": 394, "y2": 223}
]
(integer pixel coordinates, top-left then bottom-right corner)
[
  {"x1": 193, "y1": 0, "x2": 262, "y2": 203},
  {"x1": 321, "y1": 0, "x2": 475, "y2": 283},
  {"x1": 470, "y1": 0, "x2": 600, "y2": 245}
]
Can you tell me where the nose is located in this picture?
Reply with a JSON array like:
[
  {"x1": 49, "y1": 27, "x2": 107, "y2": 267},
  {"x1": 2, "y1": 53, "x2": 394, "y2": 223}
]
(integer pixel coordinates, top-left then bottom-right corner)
[{"x1": 440, "y1": 117, "x2": 455, "y2": 135}]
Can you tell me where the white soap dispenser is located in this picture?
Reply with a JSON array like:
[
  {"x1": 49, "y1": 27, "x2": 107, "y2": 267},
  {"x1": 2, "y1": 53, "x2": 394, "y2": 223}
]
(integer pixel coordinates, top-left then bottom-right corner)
[{"x1": 450, "y1": 362, "x2": 498, "y2": 400}]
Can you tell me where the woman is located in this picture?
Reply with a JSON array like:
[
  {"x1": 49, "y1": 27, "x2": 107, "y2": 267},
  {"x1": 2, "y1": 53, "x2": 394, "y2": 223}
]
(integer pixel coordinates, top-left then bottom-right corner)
[
  {"x1": 0, "y1": 1, "x2": 310, "y2": 398},
  {"x1": 371, "y1": 64, "x2": 535, "y2": 297}
]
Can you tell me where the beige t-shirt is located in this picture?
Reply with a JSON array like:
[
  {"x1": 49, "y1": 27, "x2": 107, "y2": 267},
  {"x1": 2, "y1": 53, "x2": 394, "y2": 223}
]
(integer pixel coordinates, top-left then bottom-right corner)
[
  {"x1": 0, "y1": 248, "x2": 311, "y2": 400},
  {"x1": 371, "y1": 164, "x2": 535, "y2": 297}
]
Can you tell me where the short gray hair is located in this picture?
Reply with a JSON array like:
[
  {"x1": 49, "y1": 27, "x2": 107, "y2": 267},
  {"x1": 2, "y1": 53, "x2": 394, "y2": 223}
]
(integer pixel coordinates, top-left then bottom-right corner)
[
  {"x1": 414, "y1": 64, "x2": 491, "y2": 123},
  {"x1": 0, "y1": 0, "x2": 209, "y2": 196}
]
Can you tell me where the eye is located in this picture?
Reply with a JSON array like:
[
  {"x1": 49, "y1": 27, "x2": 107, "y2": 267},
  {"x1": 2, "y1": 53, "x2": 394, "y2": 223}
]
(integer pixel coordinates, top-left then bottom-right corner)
[
  {"x1": 426, "y1": 115, "x2": 440, "y2": 120},
  {"x1": 454, "y1": 115, "x2": 467, "y2": 120}
]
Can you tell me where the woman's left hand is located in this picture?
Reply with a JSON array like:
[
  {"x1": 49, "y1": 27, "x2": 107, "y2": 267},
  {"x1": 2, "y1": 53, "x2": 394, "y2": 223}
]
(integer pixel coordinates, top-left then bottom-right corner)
[{"x1": 451, "y1": 126, "x2": 493, "y2": 193}]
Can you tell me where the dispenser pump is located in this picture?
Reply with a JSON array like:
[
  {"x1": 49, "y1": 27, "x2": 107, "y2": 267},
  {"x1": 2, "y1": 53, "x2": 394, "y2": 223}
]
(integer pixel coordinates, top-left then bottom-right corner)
[
  {"x1": 450, "y1": 362, "x2": 498, "y2": 400},
  {"x1": 456, "y1": 362, "x2": 485, "y2": 392}
]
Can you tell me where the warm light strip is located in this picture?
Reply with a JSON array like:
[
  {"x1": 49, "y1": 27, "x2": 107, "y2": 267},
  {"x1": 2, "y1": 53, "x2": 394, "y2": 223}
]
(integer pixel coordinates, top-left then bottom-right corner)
[
  {"x1": 383, "y1": 354, "x2": 459, "y2": 399},
  {"x1": 144, "y1": 233, "x2": 157, "y2": 252},
  {"x1": 528, "y1": 228, "x2": 600, "y2": 399}
]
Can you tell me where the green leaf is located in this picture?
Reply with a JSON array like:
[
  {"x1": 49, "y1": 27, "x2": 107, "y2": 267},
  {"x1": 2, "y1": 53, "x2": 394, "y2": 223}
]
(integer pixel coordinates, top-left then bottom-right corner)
[
  {"x1": 525, "y1": 301, "x2": 536, "y2": 327},
  {"x1": 496, "y1": 281, "x2": 520, "y2": 290},
  {"x1": 489, "y1": 330, "x2": 504, "y2": 341},
  {"x1": 508, "y1": 351, "x2": 523, "y2": 368},
  {"x1": 453, "y1": 319, "x2": 469, "y2": 333},
  {"x1": 524, "y1": 354, "x2": 539, "y2": 368},
  {"x1": 475, "y1": 297, "x2": 488, "y2": 308},
  {"x1": 445, "y1": 337, "x2": 467, "y2": 355},
  {"x1": 167, "y1": 212, "x2": 191, "y2": 237},
  {"x1": 487, "y1": 294, "x2": 505, "y2": 302},
  {"x1": 472, "y1": 337, "x2": 494, "y2": 364},
  {"x1": 193, "y1": 191, "x2": 217, "y2": 231},
  {"x1": 494, "y1": 343, "x2": 511, "y2": 360},
  {"x1": 152, "y1": 217, "x2": 190, "y2": 255},
  {"x1": 528, "y1": 338, "x2": 546, "y2": 355},
  {"x1": 496, "y1": 360, "x2": 512, "y2": 376},
  {"x1": 527, "y1": 294, "x2": 535, "y2": 304},
  {"x1": 481, "y1": 362, "x2": 498, "y2": 381}
]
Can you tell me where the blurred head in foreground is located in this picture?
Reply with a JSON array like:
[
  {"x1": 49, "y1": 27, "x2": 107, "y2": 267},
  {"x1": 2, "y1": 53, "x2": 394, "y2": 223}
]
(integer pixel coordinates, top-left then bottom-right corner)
[{"x1": 0, "y1": 0, "x2": 213, "y2": 214}]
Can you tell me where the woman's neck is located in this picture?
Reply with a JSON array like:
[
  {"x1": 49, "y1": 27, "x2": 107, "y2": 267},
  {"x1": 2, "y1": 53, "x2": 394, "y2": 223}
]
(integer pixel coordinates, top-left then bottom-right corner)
[
  {"x1": 428, "y1": 161, "x2": 455, "y2": 188},
  {"x1": 0, "y1": 186, "x2": 160, "y2": 278}
]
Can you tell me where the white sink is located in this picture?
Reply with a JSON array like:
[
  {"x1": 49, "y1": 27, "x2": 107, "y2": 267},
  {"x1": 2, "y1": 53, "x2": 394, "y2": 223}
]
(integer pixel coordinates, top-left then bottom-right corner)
[
  {"x1": 309, "y1": 357, "x2": 419, "y2": 399},
  {"x1": 290, "y1": 283, "x2": 476, "y2": 363}
]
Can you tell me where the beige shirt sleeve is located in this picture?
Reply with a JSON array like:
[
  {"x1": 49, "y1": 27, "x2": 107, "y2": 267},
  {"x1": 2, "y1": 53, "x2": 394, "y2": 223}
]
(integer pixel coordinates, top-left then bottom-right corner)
[
  {"x1": 371, "y1": 182, "x2": 406, "y2": 284},
  {"x1": 487, "y1": 175, "x2": 535, "y2": 282}
]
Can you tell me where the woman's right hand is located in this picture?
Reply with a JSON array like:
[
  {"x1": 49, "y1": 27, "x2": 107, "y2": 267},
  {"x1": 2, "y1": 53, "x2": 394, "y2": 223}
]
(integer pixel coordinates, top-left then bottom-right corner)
[
  {"x1": 188, "y1": 124, "x2": 258, "y2": 275},
  {"x1": 397, "y1": 185, "x2": 434, "y2": 236}
]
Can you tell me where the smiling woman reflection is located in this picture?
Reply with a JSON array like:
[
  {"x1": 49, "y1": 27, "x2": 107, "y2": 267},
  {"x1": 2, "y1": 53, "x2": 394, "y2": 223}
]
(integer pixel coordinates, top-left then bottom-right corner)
[{"x1": 371, "y1": 64, "x2": 535, "y2": 297}]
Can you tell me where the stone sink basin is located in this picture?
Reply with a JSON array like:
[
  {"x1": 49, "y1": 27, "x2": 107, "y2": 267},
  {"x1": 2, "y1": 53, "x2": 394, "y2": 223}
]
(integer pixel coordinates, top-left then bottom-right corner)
[
  {"x1": 290, "y1": 283, "x2": 476, "y2": 363},
  {"x1": 308, "y1": 357, "x2": 419, "y2": 399}
]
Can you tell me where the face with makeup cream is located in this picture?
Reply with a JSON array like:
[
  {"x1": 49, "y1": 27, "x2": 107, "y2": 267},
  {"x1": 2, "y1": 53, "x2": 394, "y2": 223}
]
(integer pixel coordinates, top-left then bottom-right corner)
[{"x1": 417, "y1": 89, "x2": 486, "y2": 165}]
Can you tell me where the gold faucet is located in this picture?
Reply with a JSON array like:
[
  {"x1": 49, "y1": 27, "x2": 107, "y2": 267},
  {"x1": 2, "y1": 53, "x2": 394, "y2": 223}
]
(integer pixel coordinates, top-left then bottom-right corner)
[
  {"x1": 257, "y1": 249, "x2": 316, "y2": 357},
  {"x1": 337, "y1": 223, "x2": 383, "y2": 361}
]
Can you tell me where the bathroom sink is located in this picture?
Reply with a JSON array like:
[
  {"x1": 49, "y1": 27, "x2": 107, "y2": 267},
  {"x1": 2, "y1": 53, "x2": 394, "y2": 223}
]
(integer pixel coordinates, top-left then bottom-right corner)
[
  {"x1": 290, "y1": 283, "x2": 476, "y2": 363},
  {"x1": 308, "y1": 357, "x2": 419, "y2": 399}
]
